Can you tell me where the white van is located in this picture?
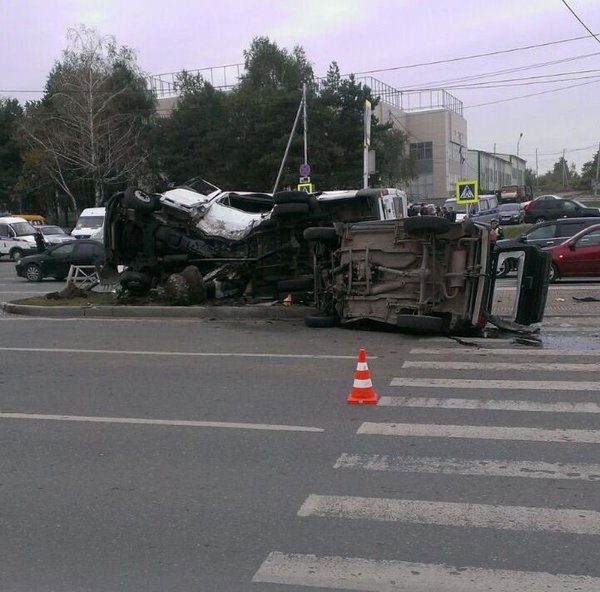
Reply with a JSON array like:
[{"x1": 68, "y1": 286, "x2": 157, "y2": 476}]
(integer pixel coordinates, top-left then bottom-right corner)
[
  {"x1": 0, "y1": 216, "x2": 39, "y2": 261},
  {"x1": 71, "y1": 207, "x2": 106, "y2": 239}
]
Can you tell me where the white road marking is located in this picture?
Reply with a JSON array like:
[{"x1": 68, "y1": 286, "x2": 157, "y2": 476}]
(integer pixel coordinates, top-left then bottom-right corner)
[
  {"x1": 403, "y1": 360, "x2": 600, "y2": 372},
  {"x1": 0, "y1": 346, "x2": 358, "y2": 359},
  {"x1": 390, "y1": 377, "x2": 600, "y2": 390},
  {"x1": 334, "y1": 453, "x2": 600, "y2": 481},
  {"x1": 377, "y1": 396, "x2": 600, "y2": 413},
  {"x1": 358, "y1": 422, "x2": 600, "y2": 443},
  {"x1": 410, "y1": 347, "x2": 600, "y2": 357},
  {"x1": 0, "y1": 412, "x2": 323, "y2": 433},
  {"x1": 297, "y1": 494, "x2": 600, "y2": 535},
  {"x1": 252, "y1": 552, "x2": 600, "y2": 591}
]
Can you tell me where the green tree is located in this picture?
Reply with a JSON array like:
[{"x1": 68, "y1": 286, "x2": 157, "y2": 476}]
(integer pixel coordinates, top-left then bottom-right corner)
[
  {"x1": 0, "y1": 98, "x2": 24, "y2": 211},
  {"x1": 20, "y1": 26, "x2": 155, "y2": 213},
  {"x1": 580, "y1": 149, "x2": 600, "y2": 191}
]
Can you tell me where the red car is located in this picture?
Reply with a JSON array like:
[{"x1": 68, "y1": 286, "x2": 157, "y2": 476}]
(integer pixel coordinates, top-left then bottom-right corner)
[{"x1": 547, "y1": 224, "x2": 600, "y2": 282}]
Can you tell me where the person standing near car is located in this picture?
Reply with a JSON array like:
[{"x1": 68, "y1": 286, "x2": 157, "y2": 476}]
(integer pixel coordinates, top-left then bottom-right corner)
[{"x1": 34, "y1": 230, "x2": 46, "y2": 253}]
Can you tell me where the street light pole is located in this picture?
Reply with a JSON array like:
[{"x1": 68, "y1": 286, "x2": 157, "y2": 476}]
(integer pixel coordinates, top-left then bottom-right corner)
[{"x1": 517, "y1": 132, "x2": 523, "y2": 157}]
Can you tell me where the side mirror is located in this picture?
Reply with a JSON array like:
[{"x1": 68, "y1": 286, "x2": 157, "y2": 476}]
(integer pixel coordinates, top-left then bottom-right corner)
[{"x1": 519, "y1": 235, "x2": 527, "y2": 242}]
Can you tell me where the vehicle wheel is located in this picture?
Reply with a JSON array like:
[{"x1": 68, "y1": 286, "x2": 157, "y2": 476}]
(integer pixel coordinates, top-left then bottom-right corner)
[
  {"x1": 272, "y1": 203, "x2": 310, "y2": 217},
  {"x1": 9, "y1": 248, "x2": 24, "y2": 262},
  {"x1": 534, "y1": 216, "x2": 546, "y2": 224},
  {"x1": 396, "y1": 314, "x2": 447, "y2": 333},
  {"x1": 273, "y1": 191, "x2": 310, "y2": 204},
  {"x1": 277, "y1": 276, "x2": 314, "y2": 292},
  {"x1": 123, "y1": 186, "x2": 159, "y2": 212},
  {"x1": 120, "y1": 270, "x2": 153, "y2": 293},
  {"x1": 495, "y1": 258, "x2": 512, "y2": 278},
  {"x1": 404, "y1": 216, "x2": 451, "y2": 235},
  {"x1": 303, "y1": 227, "x2": 338, "y2": 244},
  {"x1": 304, "y1": 313, "x2": 339, "y2": 328},
  {"x1": 549, "y1": 263, "x2": 559, "y2": 283},
  {"x1": 24, "y1": 263, "x2": 43, "y2": 282},
  {"x1": 181, "y1": 265, "x2": 206, "y2": 304},
  {"x1": 165, "y1": 273, "x2": 190, "y2": 305}
]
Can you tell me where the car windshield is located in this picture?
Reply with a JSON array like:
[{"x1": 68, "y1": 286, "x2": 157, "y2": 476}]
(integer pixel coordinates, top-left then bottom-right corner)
[
  {"x1": 41, "y1": 226, "x2": 66, "y2": 235},
  {"x1": 75, "y1": 216, "x2": 104, "y2": 229},
  {"x1": 499, "y1": 204, "x2": 519, "y2": 212},
  {"x1": 12, "y1": 221, "x2": 36, "y2": 236}
]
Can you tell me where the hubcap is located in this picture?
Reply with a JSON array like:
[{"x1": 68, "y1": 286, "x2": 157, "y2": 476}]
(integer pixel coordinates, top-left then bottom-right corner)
[{"x1": 25, "y1": 265, "x2": 41, "y2": 281}]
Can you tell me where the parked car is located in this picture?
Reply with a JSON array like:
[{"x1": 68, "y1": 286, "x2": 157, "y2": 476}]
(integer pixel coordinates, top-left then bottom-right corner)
[
  {"x1": 443, "y1": 195, "x2": 499, "y2": 224},
  {"x1": 15, "y1": 239, "x2": 105, "y2": 282},
  {"x1": 523, "y1": 197, "x2": 600, "y2": 223},
  {"x1": 38, "y1": 224, "x2": 74, "y2": 246},
  {"x1": 495, "y1": 217, "x2": 600, "y2": 277},
  {"x1": 547, "y1": 224, "x2": 600, "y2": 282},
  {"x1": 498, "y1": 202, "x2": 525, "y2": 225},
  {"x1": 304, "y1": 216, "x2": 550, "y2": 334}
]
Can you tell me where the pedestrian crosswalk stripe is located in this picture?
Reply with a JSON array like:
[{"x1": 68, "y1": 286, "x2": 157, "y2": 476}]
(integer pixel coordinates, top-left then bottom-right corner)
[
  {"x1": 377, "y1": 396, "x2": 600, "y2": 413},
  {"x1": 297, "y1": 494, "x2": 600, "y2": 535},
  {"x1": 252, "y1": 552, "x2": 600, "y2": 591},
  {"x1": 357, "y1": 422, "x2": 600, "y2": 443},
  {"x1": 390, "y1": 377, "x2": 600, "y2": 390},
  {"x1": 410, "y1": 347, "x2": 600, "y2": 357},
  {"x1": 334, "y1": 453, "x2": 600, "y2": 481},
  {"x1": 403, "y1": 360, "x2": 600, "y2": 372}
]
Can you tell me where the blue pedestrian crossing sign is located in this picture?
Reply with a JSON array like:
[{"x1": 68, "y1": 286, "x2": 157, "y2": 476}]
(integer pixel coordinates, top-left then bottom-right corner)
[{"x1": 455, "y1": 180, "x2": 479, "y2": 204}]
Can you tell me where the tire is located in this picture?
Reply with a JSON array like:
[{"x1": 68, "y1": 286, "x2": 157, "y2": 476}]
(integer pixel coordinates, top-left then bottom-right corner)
[
  {"x1": 496, "y1": 258, "x2": 512, "y2": 278},
  {"x1": 123, "y1": 187, "x2": 159, "y2": 212},
  {"x1": 24, "y1": 263, "x2": 43, "y2": 282},
  {"x1": 9, "y1": 248, "x2": 24, "y2": 262},
  {"x1": 273, "y1": 191, "x2": 310, "y2": 205},
  {"x1": 404, "y1": 216, "x2": 451, "y2": 235},
  {"x1": 181, "y1": 265, "x2": 206, "y2": 304},
  {"x1": 534, "y1": 216, "x2": 546, "y2": 224},
  {"x1": 120, "y1": 270, "x2": 152, "y2": 293},
  {"x1": 549, "y1": 263, "x2": 559, "y2": 283},
  {"x1": 277, "y1": 277, "x2": 314, "y2": 292},
  {"x1": 303, "y1": 227, "x2": 338, "y2": 244},
  {"x1": 272, "y1": 203, "x2": 310, "y2": 217},
  {"x1": 396, "y1": 314, "x2": 447, "y2": 333},
  {"x1": 304, "y1": 313, "x2": 339, "y2": 328},
  {"x1": 165, "y1": 273, "x2": 190, "y2": 305}
]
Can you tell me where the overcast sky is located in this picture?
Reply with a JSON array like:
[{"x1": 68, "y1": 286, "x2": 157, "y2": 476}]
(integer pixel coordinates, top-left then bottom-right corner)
[{"x1": 2, "y1": 0, "x2": 599, "y2": 174}]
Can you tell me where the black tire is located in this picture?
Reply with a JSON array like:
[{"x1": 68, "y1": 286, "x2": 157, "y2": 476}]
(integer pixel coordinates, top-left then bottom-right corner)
[
  {"x1": 24, "y1": 263, "x2": 43, "y2": 282},
  {"x1": 404, "y1": 216, "x2": 451, "y2": 235},
  {"x1": 181, "y1": 265, "x2": 206, "y2": 304},
  {"x1": 277, "y1": 276, "x2": 314, "y2": 292},
  {"x1": 303, "y1": 227, "x2": 338, "y2": 244},
  {"x1": 304, "y1": 313, "x2": 339, "y2": 328},
  {"x1": 120, "y1": 270, "x2": 152, "y2": 292},
  {"x1": 549, "y1": 263, "x2": 559, "y2": 283},
  {"x1": 272, "y1": 203, "x2": 310, "y2": 217},
  {"x1": 534, "y1": 216, "x2": 546, "y2": 224},
  {"x1": 396, "y1": 314, "x2": 447, "y2": 333},
  {"x1": 165, "y1": 273, "x2": 190, "y2": 305},
  {"x1": 495, "y1": 258, "x2": 511, "y2": 278},
  {"x1": 123, "y1": 187, "x2": 159, "y2": 212},
  {"x1": 273, "y1": 191, "x2": 310, "y2": 205},
  {"x1": 9, "y1": 248, "x2": 24, "y2": 262}
]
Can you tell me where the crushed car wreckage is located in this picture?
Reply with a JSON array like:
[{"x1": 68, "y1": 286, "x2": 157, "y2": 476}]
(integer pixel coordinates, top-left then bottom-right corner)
[{"x1": 102, "y1": 184, "x2": 550, "y2": 334}]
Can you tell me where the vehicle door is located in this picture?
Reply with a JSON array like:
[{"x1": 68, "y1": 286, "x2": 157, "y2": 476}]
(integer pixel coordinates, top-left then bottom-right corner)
[
  {"x1": 380, "y1": 194, "x2": 397, "y2": 220},
  {"x1": 562, "y1": 229, "x2": 600, "y2": 276},
  {"x1": 44, "y1": 243, "x2": 75, "y2": 277},
  {"x1": 523, "y1": 222, "x2": 557, "y2": 248},
  {"x1": 71, "y1": 241, "x2": 104, "y2": 267},
  {"x1": 555, "y1": 220, "x2": 591, "y2": 243},
  {"x1": 557, "y1": 200, "x2": 581, "y2": 219},
  {"x1": 0, "y1": 222, "x2": 10, "y2": 254}
]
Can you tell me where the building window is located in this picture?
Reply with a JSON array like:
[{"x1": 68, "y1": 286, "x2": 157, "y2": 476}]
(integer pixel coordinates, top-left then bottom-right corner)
[{"x1": 410, "y1": 141, "x2": 433, "y2": 160}]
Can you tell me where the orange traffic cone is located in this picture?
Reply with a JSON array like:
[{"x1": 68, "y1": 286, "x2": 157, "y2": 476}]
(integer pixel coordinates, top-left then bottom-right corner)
[{"x1": 347, "y1": 348, "x2": 378, "y2": 404}]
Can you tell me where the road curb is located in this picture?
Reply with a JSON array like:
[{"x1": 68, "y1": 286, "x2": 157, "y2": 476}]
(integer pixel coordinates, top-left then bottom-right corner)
[{"x1": 1, "y1": 301, "x2": 314, "y2": 320}]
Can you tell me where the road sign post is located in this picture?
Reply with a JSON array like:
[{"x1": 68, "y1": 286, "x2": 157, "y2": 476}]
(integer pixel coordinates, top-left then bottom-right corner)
[{"x1": 456, "y1": 180, "x2": 479, "y2": 204}]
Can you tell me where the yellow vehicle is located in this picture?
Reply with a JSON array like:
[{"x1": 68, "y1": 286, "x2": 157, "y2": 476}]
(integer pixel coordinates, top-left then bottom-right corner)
[{"x1": 14, "y1": 214, "x2": 46, "y2": 226}]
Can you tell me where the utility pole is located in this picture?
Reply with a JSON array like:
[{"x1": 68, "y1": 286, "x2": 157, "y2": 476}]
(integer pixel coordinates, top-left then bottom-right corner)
[
  {"x1": 363, "y1": 100, "x2": 372, "y2": 189},
  {"x1": 302, "y1": 83, "x2": 308, "y2": 166},
  {"x1": 493, "y1": 143, "x2": 496, "y2": 191},
  {"x1": 595, "y1": 141, "x2": 600, "y2": 197},
  {"x1": 459, "y1": 132, "x2": 464, "y2": 179},
  {"x1": 535, "y1": 148, "x2": 539, "y2": 193},
  {"x1": 562, "y1": 149, "x2": 567, "y2": 189}
]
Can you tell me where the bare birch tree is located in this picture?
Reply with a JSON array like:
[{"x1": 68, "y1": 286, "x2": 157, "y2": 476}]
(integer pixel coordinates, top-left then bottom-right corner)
[{"x1": 20, "y1": 26, "x2": 155, "y2": 213}]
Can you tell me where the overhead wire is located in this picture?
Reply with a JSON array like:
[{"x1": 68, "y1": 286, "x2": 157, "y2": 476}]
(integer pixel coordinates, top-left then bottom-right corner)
[{"x1": 560, "y1": 0, "x2": 600, "y2": 45}]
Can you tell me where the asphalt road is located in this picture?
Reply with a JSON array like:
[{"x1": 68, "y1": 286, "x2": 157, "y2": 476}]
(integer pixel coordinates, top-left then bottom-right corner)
[{"x1": 2, "y1": 260, "x2": 600, "y2": 591}]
